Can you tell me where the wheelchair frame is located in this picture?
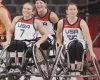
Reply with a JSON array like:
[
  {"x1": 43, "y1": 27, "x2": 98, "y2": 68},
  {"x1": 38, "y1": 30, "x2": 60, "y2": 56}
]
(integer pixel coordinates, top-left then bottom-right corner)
[
  {"x1": 47, "y1": 45, "x2": 100, "y2": 80},
  {"x1": 0, "y1": 41, "x2": 49, "y2": 80}
]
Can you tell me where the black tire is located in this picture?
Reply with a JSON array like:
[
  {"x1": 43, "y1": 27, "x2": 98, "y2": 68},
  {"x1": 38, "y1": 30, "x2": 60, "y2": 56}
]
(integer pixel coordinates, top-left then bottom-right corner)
[
  {"x1": 8, "y1": 75, "x2": 20, "y2": 80},
  {"x1": 8, "y1": 76, "x2": 14, "y2": 80},
  {"x1": 33, "y1": 45, "x2": 49, "y2": 80}
]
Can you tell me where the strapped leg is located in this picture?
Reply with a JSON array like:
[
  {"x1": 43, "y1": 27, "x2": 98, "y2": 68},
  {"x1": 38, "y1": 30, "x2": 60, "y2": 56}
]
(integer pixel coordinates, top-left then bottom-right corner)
[
  {"x1": 76, "y1": 42, "x2": 84, "y2": 70},
  {"x1": 17, "y1": 41, "x2": 27, "y2": 64},
  {"x1": 7, "y1": 40, "x2": 27, "y2": 65},
  {"x1": 7, "y1": 40, "x2": 17, "y2": 64},
  {"x1": 67, "y1": 41, "x2": 76, "y2": 70}
]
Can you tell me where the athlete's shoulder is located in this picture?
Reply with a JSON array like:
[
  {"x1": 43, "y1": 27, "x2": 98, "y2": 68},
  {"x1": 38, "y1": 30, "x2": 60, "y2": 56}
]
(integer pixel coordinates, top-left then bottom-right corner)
[
  {"x1": 50, "y1": 11, "x2": 57, "y2": 16},
  {"x1": 49, "y1": 10, "x2": 59, "y2": 23},
  {"x1": 12, "y1": 15, "x2": 23, "y2": 22},
  {"x1": 14, "y1": 15, "x2": 22, "y2": 19},
  {"x1": 59, "y1": 19, "x2": 63, "y2": 22},
  {"x1": 0, "y1": 7, "x2": 8, "y2": 15},
  {"x1": 34, "y1": 18, "x2": 40, "y2": 23},
  {"x1": 58, "y1": 19, "x2": 63, "y2": 26},
  {"x1": 79, "y1": 17, "x2": 86, "y2": 24}
]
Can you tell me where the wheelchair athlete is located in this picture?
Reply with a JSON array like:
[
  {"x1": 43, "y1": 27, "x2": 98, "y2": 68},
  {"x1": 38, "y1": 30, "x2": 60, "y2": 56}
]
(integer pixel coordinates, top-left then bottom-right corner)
[
  {"x1": 34, "y1": 0, "x2": 59, "y2": 57},
  {"x1": 1, "y1": 2, "x2": 48, "y2": 72},
  {"x1": 56, "y1": 3, "x2": 96, "y2": 78}
]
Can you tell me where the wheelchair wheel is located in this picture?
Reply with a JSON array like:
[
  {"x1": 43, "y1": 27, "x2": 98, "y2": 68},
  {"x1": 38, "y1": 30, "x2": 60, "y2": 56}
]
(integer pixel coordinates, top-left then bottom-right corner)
[
  {"x1": 0, "y1": 46, "x2": 11, "y2": 79},
  {"x1": 33, "y1": 45, "x2": 49, "y2": 80},
  {"x1": 8, "y1": 76, "x2": 15, "y2": 80},
  {"x1": 48, "y1": 46, "x2": 63, "y2": 80},
  {"x1": 92, "y1": 59, "x2": 100, "y2": 80},
  {"x1": 21, "y1": 47, "x2": 35, "y2": 74}
]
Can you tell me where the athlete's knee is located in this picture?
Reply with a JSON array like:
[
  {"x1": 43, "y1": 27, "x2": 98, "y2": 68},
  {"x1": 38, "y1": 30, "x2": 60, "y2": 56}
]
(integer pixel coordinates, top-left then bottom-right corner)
[
  {"x1": 76, "y1": 42, "x2": 83, "y2": 50},
  {"x1": 40, "y1": 39, "x2": 52, "y2": 50},
  {"x1": 76, "y1": 42, "x2": 84, "y2": 54},
  {"x1": 67, "y1": 41, "x2": 76, "y2": 51},
  {"x1": 7, "y1": 40, "x2": 17, "y2": 52},
  {"x1": 7, "y1": 40, "x2": 27, "y2": 52},
  {"x1": 76, "y1": 42, "x2": 84, "y2": 62},
  {"x1": 17, "y1": 41, "x2": 27, "y2": 52}
]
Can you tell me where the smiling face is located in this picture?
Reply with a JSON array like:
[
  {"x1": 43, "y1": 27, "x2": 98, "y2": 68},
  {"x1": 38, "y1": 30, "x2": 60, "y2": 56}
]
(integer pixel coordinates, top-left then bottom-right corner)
[
  {"x1": 35, "y1": 0, "x2": 46, "y2": 12},
  {"x1": 66, "y1": 4, "x2": 78, "y2": 18},
  {"x1": 22, "y1": 3, "x2": 34, "y2": 18}
]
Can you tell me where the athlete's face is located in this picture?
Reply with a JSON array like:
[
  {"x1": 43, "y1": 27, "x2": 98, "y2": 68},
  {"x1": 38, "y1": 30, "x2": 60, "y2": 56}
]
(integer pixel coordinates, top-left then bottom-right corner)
[
  {"x1": 22, "y1": 3, "x2": 33, "y2": 17},
  {"x1": 66, "y1": 5, "x2": 78, "y2": 17},
  {"x1": 35, "y1": 1, "x2": 46, "y2": 12}
]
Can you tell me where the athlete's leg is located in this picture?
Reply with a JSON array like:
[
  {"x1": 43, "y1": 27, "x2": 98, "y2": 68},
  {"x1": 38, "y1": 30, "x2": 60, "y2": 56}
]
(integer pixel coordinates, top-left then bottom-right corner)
[
  {"x1": 17, "y1": 41, "x2": 27, "y2": 64},
  {"x1": 68, "y1": 41, "x2": 77, "y2": 70},
  {"x1": 7, "y1": 40, "x2": 17, "y2": 63},
  {"x1": 76, "y1": 42, "x2": 84, "y2": 71},
  {"x1": 40, "y1": 36, "x2": 54, "y2": 58}
]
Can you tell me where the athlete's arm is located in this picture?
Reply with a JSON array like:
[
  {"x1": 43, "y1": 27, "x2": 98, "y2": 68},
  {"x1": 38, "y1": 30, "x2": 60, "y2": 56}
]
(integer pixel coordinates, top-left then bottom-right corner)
[
  {"x1": 80, "y1": 19, "x2": 96, "y2": 59},
  {"x1": 7, "y1": 16, "x2": 22, "y2": 43},
  {"x1": 56, "y1": 19, "x2": 63, "y2": 46},
  {"x1": 34, "y1": 19, "x2": 48, "y2": 47},
  {"x1": 0, "y1": 8, "x2": 11, "y2": 31},
  {"x1": 50, "y1": 12, "x2": 59, "y2": 30},
  {"x1": 50, "y1": 12, "x2": 59, "y2": 23}
]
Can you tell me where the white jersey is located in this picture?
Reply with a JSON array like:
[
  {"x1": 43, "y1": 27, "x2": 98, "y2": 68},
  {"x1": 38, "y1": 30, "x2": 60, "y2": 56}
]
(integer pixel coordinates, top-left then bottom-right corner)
[
  {"x1": 63, "y1": 17, "x2": 86, "y2": 49},
  {"x1": 34, "y1": 9, "x2": 55, "y2": 37},
  {"x1": 14, "y1": 17, "x2": 37, "y2": 40}
]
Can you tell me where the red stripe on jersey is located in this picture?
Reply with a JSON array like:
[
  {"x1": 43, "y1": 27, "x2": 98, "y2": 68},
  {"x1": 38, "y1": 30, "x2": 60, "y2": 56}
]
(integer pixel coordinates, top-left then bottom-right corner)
[
  {"x1": 35, "y1": 9, "x2": 51, "y2": 21},
  {"x1": 19, "y1": 17, "x2": 34, "y2": 24},
  {"x1": 63, "y1": 17, "x2": 81, "y2": 28}
]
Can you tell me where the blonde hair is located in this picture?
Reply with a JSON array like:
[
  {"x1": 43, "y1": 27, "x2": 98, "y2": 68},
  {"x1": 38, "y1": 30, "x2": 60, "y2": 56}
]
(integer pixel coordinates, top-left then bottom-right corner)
[{"x1": 23, "y1": 2, "x2": 36, "y2": 11}]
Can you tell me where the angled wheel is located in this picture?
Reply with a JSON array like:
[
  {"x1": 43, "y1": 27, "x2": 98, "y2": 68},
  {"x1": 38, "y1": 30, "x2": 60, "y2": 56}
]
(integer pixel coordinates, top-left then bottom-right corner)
[
  {"x1": 33, "y1": 45, "x2": 49, "y2": 80},
  {"x1": 8, "y1": 75, "x2": 21, "y2": 80},
  {"x1": 0, "y1": 46, "x2": 10, "y2": 80},
  {"x1": 92, "y1": 59, "x2": 100, "y2": 80},
  {"x1": 48, "y1": 46, "x2": 63, "y2": 80},
  {"x1": 21, "y1": 47, "x2": 35, "y2": 74}
]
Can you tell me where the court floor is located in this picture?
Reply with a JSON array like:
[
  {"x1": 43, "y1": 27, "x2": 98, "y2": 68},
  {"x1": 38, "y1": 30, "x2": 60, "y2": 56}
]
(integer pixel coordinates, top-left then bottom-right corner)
[{"x1": 20, "y1": 76, "x2": 56, "y2": 80}]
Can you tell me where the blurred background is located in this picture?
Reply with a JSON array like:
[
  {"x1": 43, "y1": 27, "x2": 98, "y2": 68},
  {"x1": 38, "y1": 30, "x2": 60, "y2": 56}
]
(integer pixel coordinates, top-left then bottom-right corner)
[{"x1": 2, "y1": 0, "x2": 100, "y2": 47}]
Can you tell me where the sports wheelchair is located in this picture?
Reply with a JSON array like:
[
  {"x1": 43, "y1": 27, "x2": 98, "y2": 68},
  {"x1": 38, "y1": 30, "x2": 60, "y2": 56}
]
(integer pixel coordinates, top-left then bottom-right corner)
[
  {"x1": 47, "y1": 42, "x2": 100, "y2": 80},
  {"x1": 0, "y1": 39, "x2": 49, "y2": 80}
]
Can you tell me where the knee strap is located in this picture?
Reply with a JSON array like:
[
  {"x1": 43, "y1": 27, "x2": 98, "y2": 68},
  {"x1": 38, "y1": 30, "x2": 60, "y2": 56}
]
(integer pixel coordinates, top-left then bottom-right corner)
[
  {"x1": 7, "y1": 40, "x2": 27, "y2": 52},
  {"x1": 7, "y1": 40, "x2": 17, "y2": 52},
  {"x1": 17, "y1": 41, "x2": 27, "y2": 52}
]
